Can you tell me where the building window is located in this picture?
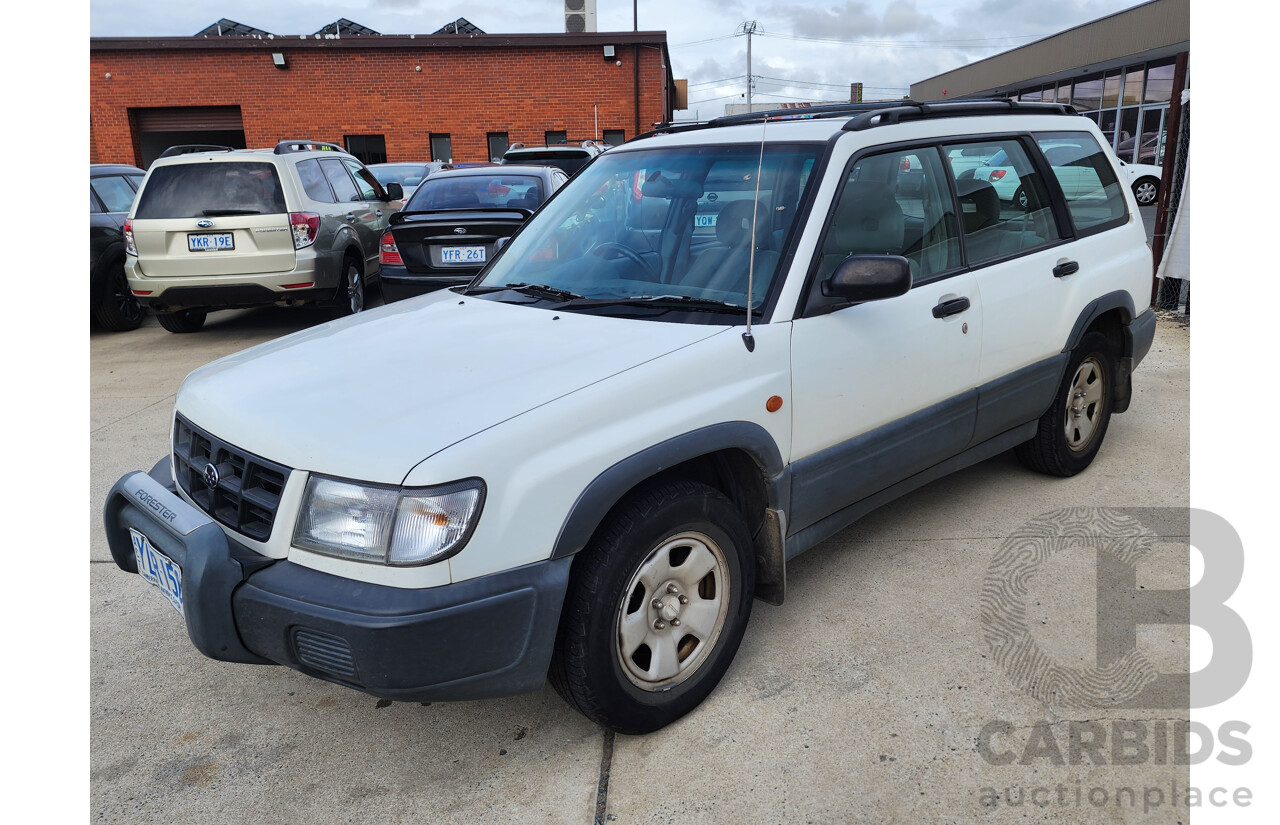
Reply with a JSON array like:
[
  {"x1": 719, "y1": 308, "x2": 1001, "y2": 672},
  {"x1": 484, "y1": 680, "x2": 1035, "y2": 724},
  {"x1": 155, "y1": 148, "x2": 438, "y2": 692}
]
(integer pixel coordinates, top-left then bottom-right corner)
[
  {"x1": 603, "y1": 129, "x2": 625, "y2": 146},
  {"x1": 430, "y1": 133, "x2": 453, "y2": 162},
  {"x1": 545, "y1": 130, "x2": 567, "y2": 145},
  {"x1": 487, "y1": 132, "x2": 510, "y2": 162},
  {"x1": 1143, "y1": 61, "x2": 1176, "y2": 104},
  {"x1": 344, "y1": 135, "x2": 386, "y2": 165}
]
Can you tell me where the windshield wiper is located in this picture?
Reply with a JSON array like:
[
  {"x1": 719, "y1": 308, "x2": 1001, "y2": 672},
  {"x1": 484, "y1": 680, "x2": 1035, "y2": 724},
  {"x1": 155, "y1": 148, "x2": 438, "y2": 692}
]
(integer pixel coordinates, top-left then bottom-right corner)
[
  {"x1": 466, "y1": 282, "x2": 586, "y2": 301},
  {"x1": 559, "y1": 295, "x2": 762, "y2": 316},
  {"x1": 202, "y1": 209, "x2": 261, "y2": 216}
]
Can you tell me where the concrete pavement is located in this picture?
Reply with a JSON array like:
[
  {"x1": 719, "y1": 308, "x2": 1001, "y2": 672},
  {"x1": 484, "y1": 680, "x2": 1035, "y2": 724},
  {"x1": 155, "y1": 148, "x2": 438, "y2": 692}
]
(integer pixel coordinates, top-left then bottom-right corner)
[{"x1": 91, "y1": 303, "x2": 1190, "y2": 824}]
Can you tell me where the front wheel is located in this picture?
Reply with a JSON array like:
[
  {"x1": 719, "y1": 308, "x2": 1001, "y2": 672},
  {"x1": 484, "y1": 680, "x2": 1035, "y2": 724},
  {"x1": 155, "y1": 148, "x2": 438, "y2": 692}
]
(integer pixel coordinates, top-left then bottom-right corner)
[
  {"x1": 1015, "y1": 330, "x2": 1115, "y2": 477},
  {"x1": 94, "y1": 261, "x2": 145, "y2": 332},
  {"x1": 1132, "y1": 177, "x2": 1159, "y2": 206},
  {"x1": 550, "y1": 479, "x2": 755, "y2": 734}
]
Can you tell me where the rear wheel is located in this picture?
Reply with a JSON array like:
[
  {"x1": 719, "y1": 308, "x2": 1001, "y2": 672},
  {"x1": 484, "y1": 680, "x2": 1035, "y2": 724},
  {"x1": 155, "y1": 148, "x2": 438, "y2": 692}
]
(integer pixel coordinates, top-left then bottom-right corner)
[
  {"x1": 550, "y1": 479, "x2": 755, "y2": 734},
  {"x1": 1015, "y1": 330, "x2": 1115, "y2": 476},
  {"x1": 93, "y1": 259, "x2": 145, "y2": 332},
  {"x1": 333, "y1": 255, "x2": 365, "y2": 318},
  {"x1": 156, "y1": 309, "x2": 207, "y2": 334}
]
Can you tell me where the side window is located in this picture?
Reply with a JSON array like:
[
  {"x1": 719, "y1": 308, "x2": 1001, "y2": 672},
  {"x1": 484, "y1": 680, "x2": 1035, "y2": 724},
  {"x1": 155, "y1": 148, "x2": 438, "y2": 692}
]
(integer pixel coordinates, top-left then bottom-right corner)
[
  {"x1": 941, "y1": 139, "x2": 1062, "y2": 266},
  {"x1": 816, "y1": 147, "x2": 960, "y2": 288},
  {"x1": 343, "y1": 159, "x2": 381, "y2": 200},
  {"x1": 1034, "y1": 131, "x2": 1128, "y2": 234},
  {"x1": 296, "y1": 159, "x2": 336, "y2": 203},
  {"x1": 320, "y1": 159, "x2": 361, "y2": 203},
  {"x1": 90, "y1": 189, "x2": 102, "y2": 213},
  {"x1": 91, "y1": 175, "x2": 140, "y2": 213}
]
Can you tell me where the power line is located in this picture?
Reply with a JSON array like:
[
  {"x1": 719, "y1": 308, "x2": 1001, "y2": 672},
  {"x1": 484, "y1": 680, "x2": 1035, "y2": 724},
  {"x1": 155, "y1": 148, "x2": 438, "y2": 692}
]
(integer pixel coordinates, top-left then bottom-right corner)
[{"x1": 755, "y1": 30, "x2": 1052, "y2": 49}]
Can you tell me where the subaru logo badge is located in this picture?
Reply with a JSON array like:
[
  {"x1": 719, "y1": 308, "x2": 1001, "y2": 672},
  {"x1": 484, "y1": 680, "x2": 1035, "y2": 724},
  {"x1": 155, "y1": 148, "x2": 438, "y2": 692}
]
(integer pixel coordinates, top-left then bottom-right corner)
[
  {"x1": 453, "y1": 227, "x2": 466, "y2": 235},
  {"x1": 197, "y1": 219, "x2": 215, "y2": 228},
  {"x1": 203, "y1": 462, "x2": 220, "y2": 489}
]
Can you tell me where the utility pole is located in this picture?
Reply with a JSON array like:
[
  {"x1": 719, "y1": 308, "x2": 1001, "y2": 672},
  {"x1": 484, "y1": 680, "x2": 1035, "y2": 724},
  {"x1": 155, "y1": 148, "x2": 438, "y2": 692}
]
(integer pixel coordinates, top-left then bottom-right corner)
[{"x1": 739, "y1": 21, "x2": 759, "y2": 110}]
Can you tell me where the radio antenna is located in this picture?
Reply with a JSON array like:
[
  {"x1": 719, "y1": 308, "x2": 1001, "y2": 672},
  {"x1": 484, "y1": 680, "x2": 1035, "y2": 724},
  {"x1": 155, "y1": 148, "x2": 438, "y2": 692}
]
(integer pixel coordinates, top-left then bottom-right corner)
[{"x1": 743, "y1": 115, "x2": 767, "y2": 352}]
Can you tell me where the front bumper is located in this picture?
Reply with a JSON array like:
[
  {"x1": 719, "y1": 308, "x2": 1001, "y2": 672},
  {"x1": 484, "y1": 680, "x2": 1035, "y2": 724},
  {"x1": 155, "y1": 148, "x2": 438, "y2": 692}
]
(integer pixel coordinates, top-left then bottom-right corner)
[{"x1": 103, "y1": 462, "x2": 571, "y2": 701}]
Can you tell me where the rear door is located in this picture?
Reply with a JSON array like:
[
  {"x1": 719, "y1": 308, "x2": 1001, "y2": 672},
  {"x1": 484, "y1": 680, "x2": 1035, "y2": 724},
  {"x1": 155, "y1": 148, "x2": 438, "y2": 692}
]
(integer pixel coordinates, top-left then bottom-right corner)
[{"x1": 131, "y1": 160, "x2": 294, "y2": 279}]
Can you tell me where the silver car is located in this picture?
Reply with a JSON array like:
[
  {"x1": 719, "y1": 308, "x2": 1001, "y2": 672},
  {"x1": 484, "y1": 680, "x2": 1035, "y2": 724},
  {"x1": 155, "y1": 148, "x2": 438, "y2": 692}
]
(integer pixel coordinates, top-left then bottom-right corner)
[{"x1": 124, "y1": 140, "x2": 402, "y2": 333}]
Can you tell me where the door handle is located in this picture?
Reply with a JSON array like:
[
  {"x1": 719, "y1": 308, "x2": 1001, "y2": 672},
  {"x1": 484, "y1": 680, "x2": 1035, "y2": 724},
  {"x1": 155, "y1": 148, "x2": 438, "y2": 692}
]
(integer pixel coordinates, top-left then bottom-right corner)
[
  {"x1": 1053, "y1": 260, "x2": 1080, "y2": 278},
  {"x1": 932, "y1": 296, "x2": 971, "y2": 318}
]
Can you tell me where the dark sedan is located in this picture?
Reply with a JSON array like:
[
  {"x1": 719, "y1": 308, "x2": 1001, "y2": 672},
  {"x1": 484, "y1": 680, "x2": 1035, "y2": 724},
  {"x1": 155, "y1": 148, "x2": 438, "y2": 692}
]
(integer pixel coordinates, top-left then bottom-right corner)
[
  {"x1": 379, "y1": 165, "x2": 569, "y2": 302},
  {"x1": 90, "y1": 163, "x2": 147, "y2": 331}
]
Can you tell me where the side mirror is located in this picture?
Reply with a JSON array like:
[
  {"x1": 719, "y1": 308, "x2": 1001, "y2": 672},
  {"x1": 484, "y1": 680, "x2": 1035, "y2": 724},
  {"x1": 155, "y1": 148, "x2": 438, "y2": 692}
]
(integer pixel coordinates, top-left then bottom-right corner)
[
  {"x1": 384, "y1": 182, "x2": 404, "y2": 200},
  {"x1": 822, "y1": 255, "x2": 912, "y2": 302}
]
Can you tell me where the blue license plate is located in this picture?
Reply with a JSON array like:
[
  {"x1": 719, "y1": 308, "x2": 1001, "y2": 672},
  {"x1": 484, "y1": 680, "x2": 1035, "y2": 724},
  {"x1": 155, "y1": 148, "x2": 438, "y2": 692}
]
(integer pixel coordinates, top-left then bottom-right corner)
[
  {"x1": 130, "y1": 528, "x2": 183, "y2": 615},
  {"x1": 440, "y1": 245, "x2": 486, "y2": 264}
]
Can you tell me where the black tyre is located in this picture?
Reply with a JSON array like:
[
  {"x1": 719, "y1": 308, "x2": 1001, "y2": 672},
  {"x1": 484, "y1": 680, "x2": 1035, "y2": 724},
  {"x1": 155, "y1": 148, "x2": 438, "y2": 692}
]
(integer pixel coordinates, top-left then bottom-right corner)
[
  {"x1": 1132, "y1": 177, "x2": 1159, "y2": 206},
  {"x1": 156, "y1": 309, "x2": 207, "y2": 334},
  {"x1": 550, "y1": 479, "x2": 755, "y2": 734},
  {"x1": 333, "y1": 255, "x2": 365, "y2": 318},
  {"x1": 1015, "y1": 330, "x2": 1115, "y2": 477},
  {"x1": 93, "y1": 259, "x2": 145, "y2": 332}
]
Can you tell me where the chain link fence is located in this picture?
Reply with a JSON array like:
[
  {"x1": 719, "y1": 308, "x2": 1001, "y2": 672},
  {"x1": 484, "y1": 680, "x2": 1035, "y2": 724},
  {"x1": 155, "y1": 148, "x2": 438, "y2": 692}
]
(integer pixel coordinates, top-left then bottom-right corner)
[{"x1": 1155, "y1": 94, "x2": 1190, "y2": 314}]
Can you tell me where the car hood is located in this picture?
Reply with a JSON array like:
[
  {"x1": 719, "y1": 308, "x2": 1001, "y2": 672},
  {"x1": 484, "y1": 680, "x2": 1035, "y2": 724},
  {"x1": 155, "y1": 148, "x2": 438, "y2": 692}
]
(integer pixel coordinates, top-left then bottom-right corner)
[{"x1": 176, "y1": 292, "x2": 727, "y2": 483}]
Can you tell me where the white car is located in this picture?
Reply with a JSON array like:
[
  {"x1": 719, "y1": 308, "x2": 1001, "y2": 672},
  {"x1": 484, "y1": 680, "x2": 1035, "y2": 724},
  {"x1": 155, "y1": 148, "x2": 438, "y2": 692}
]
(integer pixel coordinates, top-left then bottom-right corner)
[
  {"x1": 974, "y1": 144, "x2": 1162, "y2": 209},
  {"x1": 1117, "y1": 160, "x2": 1162, "y2": 206},
  {"x1": 105, "y1": 101, "x2": 1157, "y2": 734}
]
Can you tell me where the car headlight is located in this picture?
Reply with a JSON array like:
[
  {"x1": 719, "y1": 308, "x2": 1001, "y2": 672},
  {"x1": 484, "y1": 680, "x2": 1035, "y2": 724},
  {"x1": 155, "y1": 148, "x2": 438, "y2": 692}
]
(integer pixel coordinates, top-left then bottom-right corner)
[{"x1": 293, "y1": 475, "x2": 485, "y2": 566}]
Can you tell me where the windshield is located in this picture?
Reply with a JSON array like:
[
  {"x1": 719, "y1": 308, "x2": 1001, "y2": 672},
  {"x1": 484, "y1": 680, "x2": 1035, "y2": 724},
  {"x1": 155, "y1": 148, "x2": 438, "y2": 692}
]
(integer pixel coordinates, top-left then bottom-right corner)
[
  {"x1": 408, "y1": 174, "x2": 545, "y2": 210},
  {"x1": 371, "y1": 164, "x2": 429, "y2": 187},
  {"x1": 474, "y1": 142, "x2": 821, "y2": 321}
]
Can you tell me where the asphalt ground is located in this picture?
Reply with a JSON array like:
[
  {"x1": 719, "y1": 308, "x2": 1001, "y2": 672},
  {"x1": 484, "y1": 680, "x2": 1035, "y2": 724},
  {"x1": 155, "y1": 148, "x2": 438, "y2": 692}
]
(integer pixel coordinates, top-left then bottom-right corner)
[{"x1": 90, "y1": 293, "x2": 1190, "y2": 824}]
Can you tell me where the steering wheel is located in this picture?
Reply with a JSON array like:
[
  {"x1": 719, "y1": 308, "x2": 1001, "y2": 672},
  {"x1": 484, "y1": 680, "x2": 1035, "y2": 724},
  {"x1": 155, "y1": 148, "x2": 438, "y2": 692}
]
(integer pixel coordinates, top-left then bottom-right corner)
[{"x1": 589, "y1": 242, "x2": 656, "y2": 279}]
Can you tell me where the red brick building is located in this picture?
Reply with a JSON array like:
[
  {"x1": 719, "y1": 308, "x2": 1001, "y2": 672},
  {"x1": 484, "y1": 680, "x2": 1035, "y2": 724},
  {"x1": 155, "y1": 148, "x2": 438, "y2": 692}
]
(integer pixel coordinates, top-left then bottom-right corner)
[{"x1": 90, "y1": 31, "x2": 675, "y2": 167}]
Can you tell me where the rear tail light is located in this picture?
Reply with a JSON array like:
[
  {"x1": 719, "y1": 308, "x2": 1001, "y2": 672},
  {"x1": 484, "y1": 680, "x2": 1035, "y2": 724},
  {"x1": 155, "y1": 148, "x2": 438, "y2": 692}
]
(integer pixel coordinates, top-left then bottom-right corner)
[
  {"x1": 899, "y1": 158, "x2": 912, "y2": 171},
  {"x1": 290, "y1": 212, "x2": 320, "y2": 249},
  {"x1": 123, "y1": 219, "x2": 137, "y2": 256},
  {"x1": 380, "y1": 232, "x2": 402, "y2": 266},
  {"x1": 988, "y1": 169, "x2": 1006, "y2": 181}
]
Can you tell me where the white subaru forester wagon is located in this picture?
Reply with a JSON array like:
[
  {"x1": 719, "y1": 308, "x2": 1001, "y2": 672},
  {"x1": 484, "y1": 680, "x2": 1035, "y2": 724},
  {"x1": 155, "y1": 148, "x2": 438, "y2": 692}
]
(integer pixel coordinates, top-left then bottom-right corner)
[{"x1": 105, "y1": 100, "x2": 1157, "y2": 734}]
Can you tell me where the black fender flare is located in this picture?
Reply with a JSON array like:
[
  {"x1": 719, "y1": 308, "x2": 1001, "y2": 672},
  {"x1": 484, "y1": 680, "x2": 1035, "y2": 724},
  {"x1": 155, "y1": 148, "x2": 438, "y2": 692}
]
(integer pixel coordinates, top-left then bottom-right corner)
[
  {"x1": 549, "y1": 422, "x2": 786, "y2": 561},
  {"x1": 1062, "y1": 289, "x2": 1136, "y2": 357}
]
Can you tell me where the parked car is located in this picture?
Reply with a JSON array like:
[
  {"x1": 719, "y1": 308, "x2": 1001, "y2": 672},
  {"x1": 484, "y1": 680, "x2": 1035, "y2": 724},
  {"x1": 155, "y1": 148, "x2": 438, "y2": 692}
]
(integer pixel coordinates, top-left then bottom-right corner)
[
  {"x1": 501, "y1": 140, "x2": 607, "y2": 176},
  {"x1": 90, "y1": 164, "x2": 147, "y2": 331},
  {"x1": 105, "y1": 101, "x2": 1156, "y2": 734},
  {"x1": 379, "y1": 165, "x2": 569, "y2": 302},
  {"x1": 1117, "y1": 160, "x2": 1162, "y2": 206},
  {"x1": 123, "y1": 140, "x2": 403, "y2": 333},
  {"x1": 368, "y1": 161, "x2": 451, "y2": 203}
]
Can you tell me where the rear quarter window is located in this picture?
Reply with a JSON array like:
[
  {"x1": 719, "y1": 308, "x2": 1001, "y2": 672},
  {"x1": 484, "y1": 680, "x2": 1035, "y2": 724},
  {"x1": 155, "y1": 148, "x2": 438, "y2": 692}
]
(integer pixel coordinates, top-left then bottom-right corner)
[
  {"x1": 135, "y1": 162, "x2": 286, "y2": 218},
  {"x1": 296, "y1": 159, "x2": 336, "y2": 203},
  {"x1": 1034, "y1": 132, "x2": 1128, "y2": 236}
]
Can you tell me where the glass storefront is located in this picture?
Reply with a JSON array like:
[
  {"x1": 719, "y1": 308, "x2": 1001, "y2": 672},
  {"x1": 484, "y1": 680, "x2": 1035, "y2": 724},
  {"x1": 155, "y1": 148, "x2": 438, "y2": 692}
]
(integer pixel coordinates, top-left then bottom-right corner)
[{"x1": 1008, "y1": 58, "x2": 1179, "y2": 166}]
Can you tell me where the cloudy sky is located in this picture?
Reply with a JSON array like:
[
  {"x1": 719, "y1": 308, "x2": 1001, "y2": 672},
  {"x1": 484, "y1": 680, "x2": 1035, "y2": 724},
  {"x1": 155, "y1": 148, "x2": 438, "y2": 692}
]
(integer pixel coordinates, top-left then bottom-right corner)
[{"x1": 89, "y1": 0, "x2": 1148, "y2": 117}]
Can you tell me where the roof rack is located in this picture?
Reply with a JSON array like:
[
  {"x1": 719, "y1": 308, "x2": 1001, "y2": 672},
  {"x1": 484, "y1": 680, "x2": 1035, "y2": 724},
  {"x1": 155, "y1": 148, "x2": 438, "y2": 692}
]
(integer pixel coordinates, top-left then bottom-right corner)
[
  {"x1": 842, "y1": 99, "x2": 1077, "y2": 131},
  {"x1": 273, "y1": 140, "x2": 348, "y2": 155},
  {"x1": 637, "y1": 98, "x2": 1079, "y2": 141},
  {"x1": 158, "y1": 144, "x2": 235, "y2": 159}
]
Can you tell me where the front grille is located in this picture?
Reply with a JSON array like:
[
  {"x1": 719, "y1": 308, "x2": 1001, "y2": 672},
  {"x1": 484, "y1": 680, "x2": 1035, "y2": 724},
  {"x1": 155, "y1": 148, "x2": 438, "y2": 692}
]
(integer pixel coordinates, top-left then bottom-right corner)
[
  {"x1": 172, "y1": 414, "x2": 291, "y2": 542},
  {"x1": 293, "y1": 628, "x2": 357, "y2": 678}
]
